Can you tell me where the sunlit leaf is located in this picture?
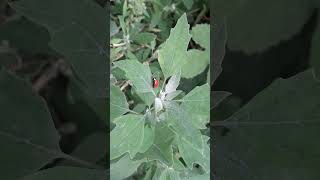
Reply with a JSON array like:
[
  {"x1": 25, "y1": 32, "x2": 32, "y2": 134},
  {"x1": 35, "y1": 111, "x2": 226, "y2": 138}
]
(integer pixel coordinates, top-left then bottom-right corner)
[
  {"x1": 114, "y1": 59, "x2": 155, "y2": 94},
  {"x1": 158, "y1": 13, "x2": 191, "y2": 79},
  {"x1": 181, "y1": 84, "x2": 210, "y2": 129},
  {"x1": 110, "y1": 154, "x2": 145, "y2": 180},
  {"x1": 111, "y1": 114, "x2": 145, "y2": 159},
  {"x1": 110, "y1": 84, "x2": 129, "y2": 122}
]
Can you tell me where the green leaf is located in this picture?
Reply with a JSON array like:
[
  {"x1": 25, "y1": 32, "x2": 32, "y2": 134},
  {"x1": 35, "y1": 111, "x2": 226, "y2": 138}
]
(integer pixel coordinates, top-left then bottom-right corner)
[
  {"x1": 181, "y1": 24, "x2": 210, "y2": 78},
  {"x1": 213, "y1": 0, "x2": 313, "y2": 53},
  {"x1": 11, "y1": 0, "x2": 108, "y2": 97},
  {"x1": 183, "y1": 0, "x2": 194, "y2": 10},
  {"x1": 135, "y1": 90, "x2": 155, "y2": 107},
  {"x1": 110, "y1": 84, "x2": 129, "y2": 122},
  {"x1": 181, "y1": 84, "x2": 210, "y2": 129},
  {"x1": 180, "y1": 172, "x2": 210, "y2": 180},
  {"x1": 0, "y1": 70, "x2": 62, "y2": 180},
  {"x1": 143, "y1": 123, "x2": 175, "y2": 165},
  {"x1": 150, "y1": 3, "x2": 164, "y2": 27},
  {"x1": 110, "y1": 19, "x2": 119, "y2": 37},
  {"x1": 19, "y1": 167, "x2": 107, "y2": 180},
  {"x1": 133, "y1": 103, "x2": 147, "y2": 113},
  {"x1": 181, "y1": 50, "x2": 208, "y2": 79},
  {"x1": 110, "y1": 154, "x2": 145, "y2": 180},
  {"x1": 60, "y1": 132, "x2": 106, "y2": 166},
  {"x1": 165, "y1": 102, "x2": 203, "y2": 153},
  {"x1": 152, "y1": 166, "x2": 163, "y2": 180},
  {"x1": 112, "y1": 67, "x2": 126, "y2": 80},
  {"x1": 165, "y1": 90, "x2": 183, "y2": 101},
  {"x1": 138, "y1": 125, "x2": 155, "y2": 153},
  {"x1": 215, "y1": 69, "x2": 320, "y2": 179},
  {"x1": 132, "y1": 32, "x2": 157, "y2": 44},
  {"x1": 114, "y1": 59, "x2": 155, "y2": 95},
  {"x1": 177, "y1": 135, "x2": 210, "y2": 173},
  {"x1": 164, "y1": 101, "x2": 208, "y2": 172},
  {"x1": 127, "y1": 51, "x2": 139, "y2": 61},
  {"x1": 110, "y1": 114, "x2": 145, "y2": 159},
  {"x1": 191, "y1": 24, "x2": 209, "y2": 50},
  {"x1": 159, "y1": 168, "x2": 181, "y2": 180},
  {"x1": 158, "y1": 13, "x2": 191, "y2": 79}
]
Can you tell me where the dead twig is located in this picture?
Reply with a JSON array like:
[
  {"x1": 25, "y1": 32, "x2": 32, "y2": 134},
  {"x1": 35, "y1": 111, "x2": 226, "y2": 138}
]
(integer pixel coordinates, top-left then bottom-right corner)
[{"x1": 120, "y1": 80, "x2": 130, "y2": 91}]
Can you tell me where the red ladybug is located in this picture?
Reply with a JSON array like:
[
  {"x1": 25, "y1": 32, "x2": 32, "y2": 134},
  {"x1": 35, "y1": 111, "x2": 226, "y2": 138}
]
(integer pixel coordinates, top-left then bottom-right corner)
[{"x1": 152, "y1": 77, "x2": 159, "y2": 88}]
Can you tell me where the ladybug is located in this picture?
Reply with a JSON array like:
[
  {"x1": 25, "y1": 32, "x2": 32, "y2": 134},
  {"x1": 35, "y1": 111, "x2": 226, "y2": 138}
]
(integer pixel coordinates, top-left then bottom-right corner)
[{"x1": 152, "y1": 77, "x2": 159, "y2": 88}]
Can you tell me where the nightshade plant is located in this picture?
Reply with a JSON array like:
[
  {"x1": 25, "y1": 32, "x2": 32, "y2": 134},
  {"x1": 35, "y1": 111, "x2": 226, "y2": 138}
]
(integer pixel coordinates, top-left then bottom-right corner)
[
  {"x1": 0, "y1": 0, "x2": 211, "y2": 179},
  {"x1": 3, "y1": 0, "x2": 320, "y2": 178},
  {"x1": 110, "y1": 0, "x2": 210, "y2": 179}
]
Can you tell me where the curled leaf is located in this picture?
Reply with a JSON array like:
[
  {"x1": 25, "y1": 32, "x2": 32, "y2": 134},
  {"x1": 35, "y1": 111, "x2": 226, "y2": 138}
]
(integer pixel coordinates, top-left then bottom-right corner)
[
  {"x1": 165, "y1": 69, "x2": 181, "y2": 94},
  {"x1": 155, "y1": 97, "x2": 164, "y2": 114}
]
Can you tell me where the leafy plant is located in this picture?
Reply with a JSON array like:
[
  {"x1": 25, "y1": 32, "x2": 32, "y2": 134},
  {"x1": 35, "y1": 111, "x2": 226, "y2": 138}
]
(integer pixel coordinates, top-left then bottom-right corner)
[
  {"x1": 215, "y1": 69, "x2": 320, "y2": 180},
  {"x1": 0, "y1": 69, "x2": 107, "y2": 179},
  {"x1": 0, "y1": 0, "x2": 107, "y2": 179},
  {"x1": 110, "y1": 0, "x2": 211, "y2": 178},
  {"x1": 11, "y1": 0, "x2": 108, "y2": 98},
  {"x1": 212, "y1": 1, "x2": 320, "y2": 179}
]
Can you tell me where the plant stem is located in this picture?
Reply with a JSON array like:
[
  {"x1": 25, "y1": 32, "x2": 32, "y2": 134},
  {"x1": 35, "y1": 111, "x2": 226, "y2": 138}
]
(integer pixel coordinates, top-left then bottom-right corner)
[
  {"x1": 120, "y1": 80, "x2": 130, "y2": 91},
  {"x1": 194, "y1": 4, "x2": 207, "y2": 25}
]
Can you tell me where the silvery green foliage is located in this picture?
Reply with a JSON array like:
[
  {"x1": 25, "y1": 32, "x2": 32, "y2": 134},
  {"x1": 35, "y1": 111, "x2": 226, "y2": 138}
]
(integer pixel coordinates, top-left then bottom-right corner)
[{"x1": 110, "y1": 13, "x2": 211, "y2": 179}]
